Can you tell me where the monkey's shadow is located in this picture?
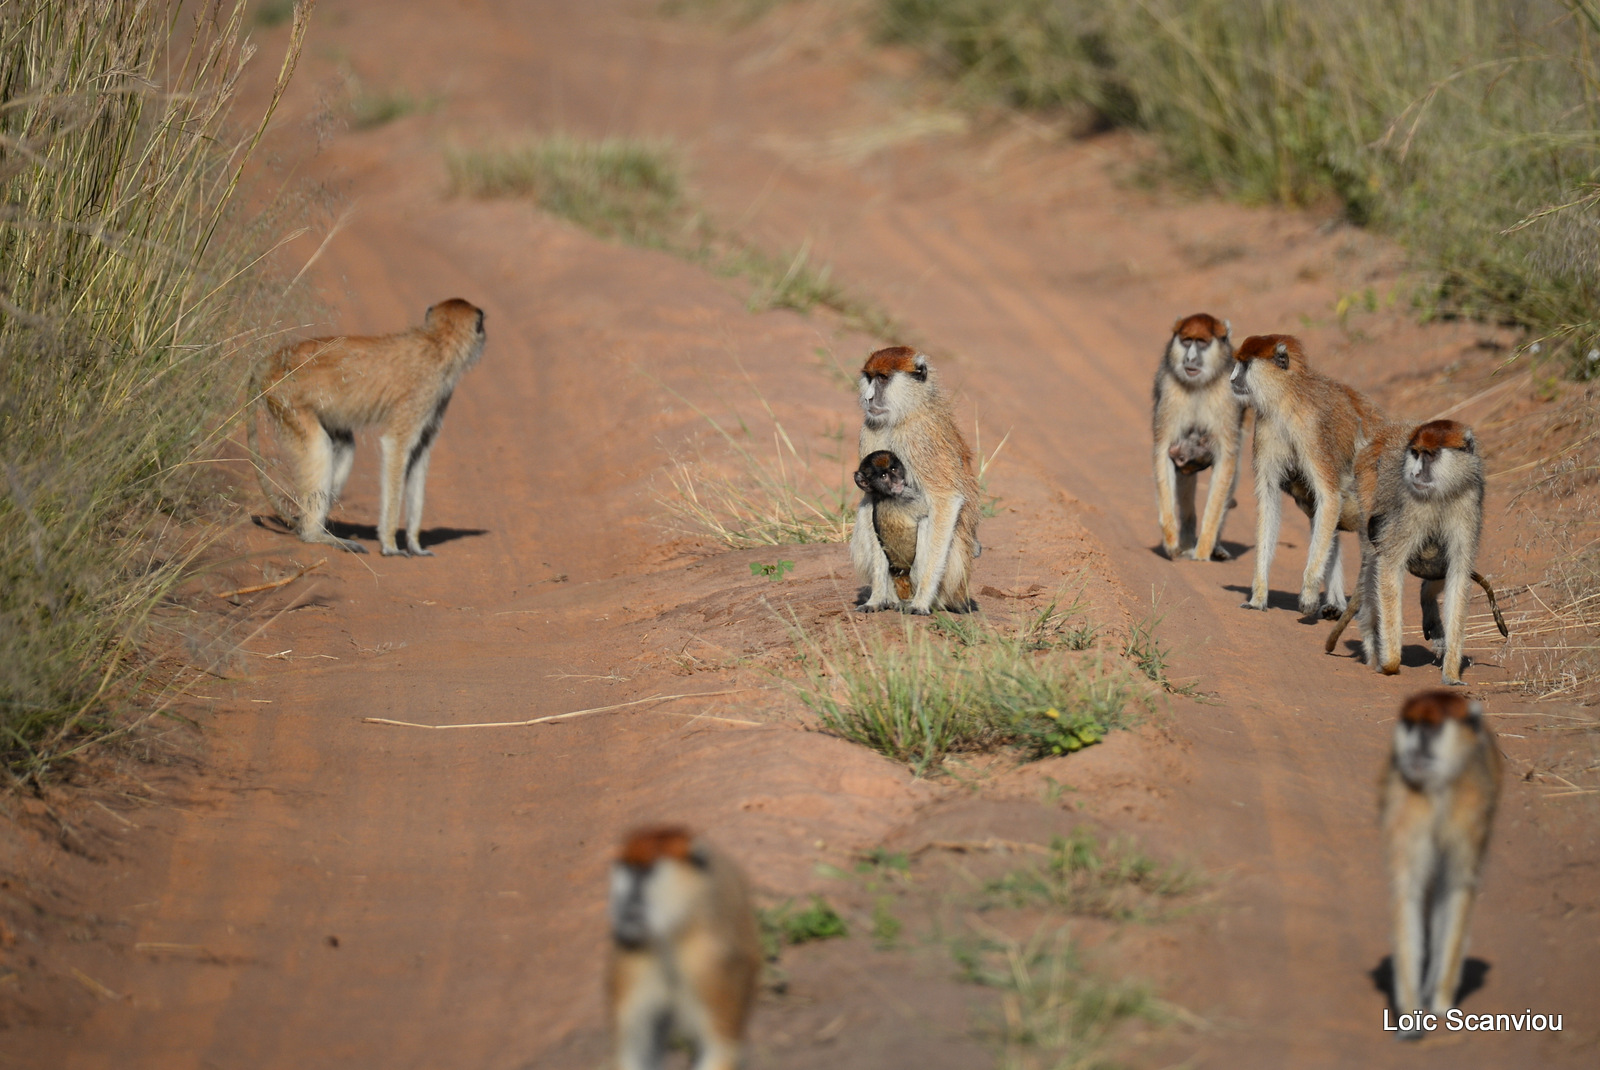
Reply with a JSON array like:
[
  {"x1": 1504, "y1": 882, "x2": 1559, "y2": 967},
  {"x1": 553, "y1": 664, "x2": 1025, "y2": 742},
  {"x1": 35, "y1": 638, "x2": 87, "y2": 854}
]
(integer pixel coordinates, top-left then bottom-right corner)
[
  {"x1": 1328, "y1": 637, "x2": 1465, "y2": 670},
  {"x1": 1147, "y1": 539, "x2": 1250, "y2": 562},
  {"x1": 1370, "y1": 954, "x2": 1490, "y2": 1013},
  {"x1": 252, "y1": 515, "x2": 488, "y2": 551}
]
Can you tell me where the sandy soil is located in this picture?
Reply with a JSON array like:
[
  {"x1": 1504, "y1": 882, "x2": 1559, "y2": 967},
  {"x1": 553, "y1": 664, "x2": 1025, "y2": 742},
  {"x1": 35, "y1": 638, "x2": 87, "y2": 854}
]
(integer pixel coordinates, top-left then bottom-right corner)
[{"x1": 3, "y1": 2, "x2": 1597, "y2": 1067}]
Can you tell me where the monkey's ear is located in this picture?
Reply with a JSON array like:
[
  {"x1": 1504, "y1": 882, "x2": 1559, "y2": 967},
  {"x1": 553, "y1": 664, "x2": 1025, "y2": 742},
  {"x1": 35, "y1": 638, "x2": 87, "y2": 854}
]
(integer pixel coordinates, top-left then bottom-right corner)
[
  {"x1": 1272, "y1": 341, "x2": 1290, "y2": 370},
  {"x1": 687, "y1": 842, "x2": 712, "y2": 871},
  {"x1": 1171, "y1": 317, "x2": 1185, "y2": 334},
  {"x1": 912, "y1": 353, "x2": 928, "y2": 382},
  {"x1": 1461, "y1": 429, "x2": 1476, "y2": 454},
  {"x1": 1222, "y1": 319, "x2": 1232, "y2": 340},
  {"x1": 1466, "y1": 700, "x2": 1485, "y2": 727}
]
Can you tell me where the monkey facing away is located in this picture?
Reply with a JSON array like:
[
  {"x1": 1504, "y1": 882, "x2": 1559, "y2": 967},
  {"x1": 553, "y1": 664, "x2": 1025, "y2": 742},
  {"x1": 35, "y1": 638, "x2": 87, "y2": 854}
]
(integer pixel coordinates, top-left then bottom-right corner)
[
  {"x1": 246, "y1": 298, "x2": 486, "y2": 556},
  {"x1": 1350, "y1": 419, "x2": 1495, "y2": 685},
  {"x1": 607, "y1": 825, "x2": 762, "y2": 1070},
  {"x1": 1229, "y1": 334, "x2": 1383, "y2": 618},
  {"x1": 851, "y1": 347, "x2": 980, "y2": 614},
  {"x1": 854, "y1": 450, "x2": 919, "y2": 601},
  {"x1": 1152, "y1": 313, "x2": 1245, "y2": 561},
  {"x1": 1381, "y1": 690, "x2": 1502, "y2": 1032}
]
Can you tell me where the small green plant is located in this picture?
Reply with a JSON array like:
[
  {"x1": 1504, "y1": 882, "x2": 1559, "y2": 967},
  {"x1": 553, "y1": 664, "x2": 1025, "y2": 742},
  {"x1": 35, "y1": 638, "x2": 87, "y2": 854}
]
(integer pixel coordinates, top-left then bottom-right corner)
[
  {"x1": 1122, "y1": 612, "x2": 1169, "y2": 684},
  {"x1": 980, "y1": 828, "x2": 1197, "y2": 921},
  {"x1": 750, "y1": 560, "x2": 795, "y2": 581},
  {"x1": 760, "y1": 895, "x2": 849, "y2": 958},
  {"x1": 347, "y1": 80, "x2": 439, "y2": 130},
  {"x1": 872, "y1": 897, "x2": 903, "y2": 948},
  {"x1": 955, "y1": 927, "x2": 1167, "y2": 1067},
  {"x1": 1016, "y1": 706, "x2": 1104, "y2": 758}
]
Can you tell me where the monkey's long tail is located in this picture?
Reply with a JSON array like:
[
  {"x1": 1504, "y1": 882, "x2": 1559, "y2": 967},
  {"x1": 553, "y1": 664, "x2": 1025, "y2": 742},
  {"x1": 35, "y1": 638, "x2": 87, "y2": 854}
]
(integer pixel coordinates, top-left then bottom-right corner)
[
  {"x1": 1471, "y1": 571, "x2": 1511, "y2": 638},
  {"x1": 243, "y1": 380, "x2": 300, "y2": 524},
  {"x1": 1325, "y1": 592, "x2": 1360, "y2": 654}
]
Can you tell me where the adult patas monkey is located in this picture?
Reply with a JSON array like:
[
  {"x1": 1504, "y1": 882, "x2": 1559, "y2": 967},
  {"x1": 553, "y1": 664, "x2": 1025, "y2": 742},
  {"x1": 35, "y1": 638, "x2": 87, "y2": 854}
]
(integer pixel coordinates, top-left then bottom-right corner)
[
  {"x1": 607, "y1": 825, "x2": 762, "y2": 1070},
  {"x1": 1229, "y1": 334, "x2": 1382, "y2": 618},
  {"x1": 1353, "y1": 419, "x2": 1493, "y2": 685},
  {"x1": 852, "y1": 347, "x2": 980, "y2": 614},
  {"x1": 1381, "y1": 690, "x2": 1501, "y2": 1032},
  {"x1": 247, "y1": 299, "x2": 486, "y2": 556},
  {"x1": 1152, "y1": 313, "x2": 1244, "y2": 561}
]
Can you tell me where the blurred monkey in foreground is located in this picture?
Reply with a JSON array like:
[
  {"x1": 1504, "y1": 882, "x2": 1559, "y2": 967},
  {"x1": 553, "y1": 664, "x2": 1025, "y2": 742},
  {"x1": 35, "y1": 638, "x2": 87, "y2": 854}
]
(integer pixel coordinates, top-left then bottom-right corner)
[
  {"x1": 607, "y1": 825, "x2": 762, "y2": 1070},
  {"x1": 1381, "y1": 690, "x2": 1502, "y2": 1033}
]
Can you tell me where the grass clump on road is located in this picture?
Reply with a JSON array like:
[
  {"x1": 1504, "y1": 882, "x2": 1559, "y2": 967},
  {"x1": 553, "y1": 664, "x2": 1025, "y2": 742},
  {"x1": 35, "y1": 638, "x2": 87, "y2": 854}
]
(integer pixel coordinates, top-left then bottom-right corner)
[
  {"x1": 789, "y1": 608, "x2": 1145, "y2": 773},
  {"x1": 955, "y1": 926, "x2": 1168, "y2": 1068},
  {"x1": 878, "y1": 0, "x2": 1600, "y2": 376},
  {"x1": 0, "y1": 1, "x2": 310, "y2": 777},
  {"x1": 446, "y1": 134, "x2": 902, "y2": 337},
  {"x1": 980, "y1": 828, "x2": 1198, "y2": 921}
]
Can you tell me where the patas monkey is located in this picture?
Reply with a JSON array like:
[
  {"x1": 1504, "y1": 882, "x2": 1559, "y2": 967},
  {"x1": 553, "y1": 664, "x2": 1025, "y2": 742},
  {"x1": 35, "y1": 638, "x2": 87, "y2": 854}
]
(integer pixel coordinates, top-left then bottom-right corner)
[
  {"x1": 1229, "y1": 334, "x2": 1383, "y2": 618},
  {"x1": 855, "y1": 450, "x2": 918, "y2": 601},
  {"x1": 246, "y1": 299, "x2": 486, "y2": 556},
  {"x1": 1350, "y1": 419, "x2": 1493, "y2": 685},
  {"x1": 852, "y1": 347, "x2": 980, "y2": 614},
  {"x1": 1152, "y1": 313, "x2": 1245, "y2": 561},
  {"x1": 607, "y1": 825, "x2": 762, "y2": 1070},
  {"x1": 1381, "y1": 690, "x2": 1502, "y2": 1031}
]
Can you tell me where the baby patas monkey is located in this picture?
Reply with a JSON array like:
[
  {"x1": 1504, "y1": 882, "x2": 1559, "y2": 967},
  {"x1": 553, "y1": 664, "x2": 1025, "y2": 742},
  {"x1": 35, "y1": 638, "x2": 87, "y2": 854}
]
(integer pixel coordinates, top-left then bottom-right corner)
[
  {"x1": 1229, "y1": 334, "x2": 1383, "y2": 618},
  {"x1": 607, "y1": 825, "x2": 762, "y2": 1070},
  {"x1": 852, "y1": 347, "x2": 980, "y2": 614},
  {"x1": 1355, "y1": 419, "x2": 1492, "y2": 685},
  {"x1": 1381, "y1": 690, "x2": 1502, "y2": 1033},
  {"x1": 855, "y1": 450, "x2": 919, "y2": 601},
  {"x1": 247, "y1": 299, "x2": 486, "y2": 556},
  {"x1": 1152, "y1": 313, "x2": 1244, "y2": 561}
]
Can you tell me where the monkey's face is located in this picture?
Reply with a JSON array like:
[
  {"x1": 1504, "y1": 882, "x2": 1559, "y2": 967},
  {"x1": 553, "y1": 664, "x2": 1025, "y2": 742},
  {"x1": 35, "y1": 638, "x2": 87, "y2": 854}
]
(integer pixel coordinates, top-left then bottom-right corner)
[
  {"x1": 1403, "y1": 420, "x2": 1476, "y2": 499},
  {"x1": 1166, "y1": 314, "x2": 1232, "y2": 387},
  {"x1": 609, "y1": 826, "x2": 708, "y2": 948},
  {"x1": 855, "y1": 450, "x2": 910, "y2": 497},
  {"x1": 1392, "y1": 691, "x2": 1483, "y2": 791},
  {"x1": 858, "y1": 346, "x2": 930, "y2": 429},
  {"x1": 1229, "y1": 334, "x2": 1300, "y2": 410}
]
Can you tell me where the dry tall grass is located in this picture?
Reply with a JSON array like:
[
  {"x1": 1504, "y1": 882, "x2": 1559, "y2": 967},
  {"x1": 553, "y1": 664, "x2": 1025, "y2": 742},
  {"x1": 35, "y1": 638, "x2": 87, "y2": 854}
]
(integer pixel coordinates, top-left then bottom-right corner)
[
  {"x1": 0, "y1": 1, "x2": 312, "y2": 776},
  {"x1": 879, "y1": 0, "x2": 1600, "y2": 375}
]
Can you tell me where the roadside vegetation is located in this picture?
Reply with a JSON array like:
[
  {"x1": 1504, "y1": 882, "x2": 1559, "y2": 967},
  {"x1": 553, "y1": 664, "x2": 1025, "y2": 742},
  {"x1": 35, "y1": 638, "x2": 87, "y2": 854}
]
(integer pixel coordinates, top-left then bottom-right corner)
[
  {"x1": 446, "y1": 135, "x2": 901, "y2": 338},
  {"x1": 0, "y1": 2, "x2": 311, "y2": 777},
  {"x1": 878, "y1": 0, "x2": 1600, "y2": 377},
  {"x1": 789, "y1": 594, "x2": 1152, "y2": 773}
]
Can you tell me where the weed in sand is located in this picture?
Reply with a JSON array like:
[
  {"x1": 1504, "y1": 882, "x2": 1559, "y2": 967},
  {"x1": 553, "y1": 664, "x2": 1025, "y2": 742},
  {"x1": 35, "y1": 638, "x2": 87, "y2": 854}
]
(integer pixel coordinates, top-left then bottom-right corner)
[
  {"x1": 878, "y1": 0, "x2": 1600, "y2": 376},
  {"x1": 789, "y1": 610, "x2": 1146, "y2": 773},
  {"x1": 979, "y1": 828, "x2": 1197, "y2": 921},
  {"x1": 751, "y1": 559, "x2": 796, "y2": 581},
  {"x1": 0, "y1": 1, "x2": 312, "y2": 775},
  {"x1": 955, "y1": 926, "x2": 1167, "y2": 1068},
  {"x1": 346, "y1": 77, "x2": 439, "y2": 130},
  {"x1": 760, "y1": 895, "x2": 849, "y2": 959}
]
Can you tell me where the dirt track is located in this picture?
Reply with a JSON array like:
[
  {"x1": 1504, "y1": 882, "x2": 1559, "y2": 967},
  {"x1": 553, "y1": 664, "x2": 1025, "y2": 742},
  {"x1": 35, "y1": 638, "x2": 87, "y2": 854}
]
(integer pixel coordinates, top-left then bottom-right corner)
[{"x1": 5, "y1": 3, "x2": 1597, "y2": 1067}]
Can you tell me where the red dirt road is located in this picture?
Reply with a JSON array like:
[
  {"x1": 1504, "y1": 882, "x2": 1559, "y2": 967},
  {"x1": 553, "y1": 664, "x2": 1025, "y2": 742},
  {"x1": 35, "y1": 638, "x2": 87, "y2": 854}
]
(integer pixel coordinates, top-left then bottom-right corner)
[{"x1": 4, "y1": 3, "x2": 1597, "y2": 1068}]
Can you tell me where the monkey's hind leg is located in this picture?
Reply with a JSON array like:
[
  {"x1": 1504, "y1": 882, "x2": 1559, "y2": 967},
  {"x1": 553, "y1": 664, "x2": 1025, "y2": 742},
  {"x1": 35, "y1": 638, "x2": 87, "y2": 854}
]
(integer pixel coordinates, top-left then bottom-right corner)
[
  {"x1": 1423, "y1": 881, "x2": 1477, "y2": 1015},
  {"x1": 327, "y1": 427, "x2": 356, "y2": 503},
  {"x1": 292, "y1": 416, "x2": 366, "y2": 554}
]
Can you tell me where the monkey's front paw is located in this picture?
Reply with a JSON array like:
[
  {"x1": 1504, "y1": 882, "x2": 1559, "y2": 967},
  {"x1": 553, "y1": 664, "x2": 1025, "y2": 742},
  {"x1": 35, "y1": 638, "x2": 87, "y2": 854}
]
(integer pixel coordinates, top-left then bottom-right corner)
[
  {"x1": 337, "y1": 539, "x2": 368, "y2": 554},
  {"x1": 410, "y1": 548, "x2": 436, "y2": 558},
  {"x1": 1239, "y1": 599, "x2": 1266, "y2": 611},
  {"x1": 1380, "y1": 660, "x2": 1402, "y2": 676},
  {"x1": 856, "y1": 602, "x2": 893, "y2": 613},
  {"x1": 903, "y1": 605, "x2": 932, "y2": 616},
  {"x1": 379, "y1": 546, "x2": 410, "y2": 557},
  {"x1": 1320, "y1": 602, "x2": 1345, "y2": 621},
  {"x1": 1209, "y1": 545, "x2": 1232, "y2": 561},
  {"x1": 1298, "y1": 594, "x2": 1323, "y2": 618}
]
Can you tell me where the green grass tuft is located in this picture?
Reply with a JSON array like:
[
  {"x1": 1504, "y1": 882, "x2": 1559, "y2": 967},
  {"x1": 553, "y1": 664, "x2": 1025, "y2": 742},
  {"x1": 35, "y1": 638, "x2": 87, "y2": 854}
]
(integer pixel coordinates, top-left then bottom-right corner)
[
  {"x1": 980, "y1": 828, "x2": 1198, "y2": 921},
  {"x1": 789, "y1": 607, "x2": 1145, "y2": 773}
]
